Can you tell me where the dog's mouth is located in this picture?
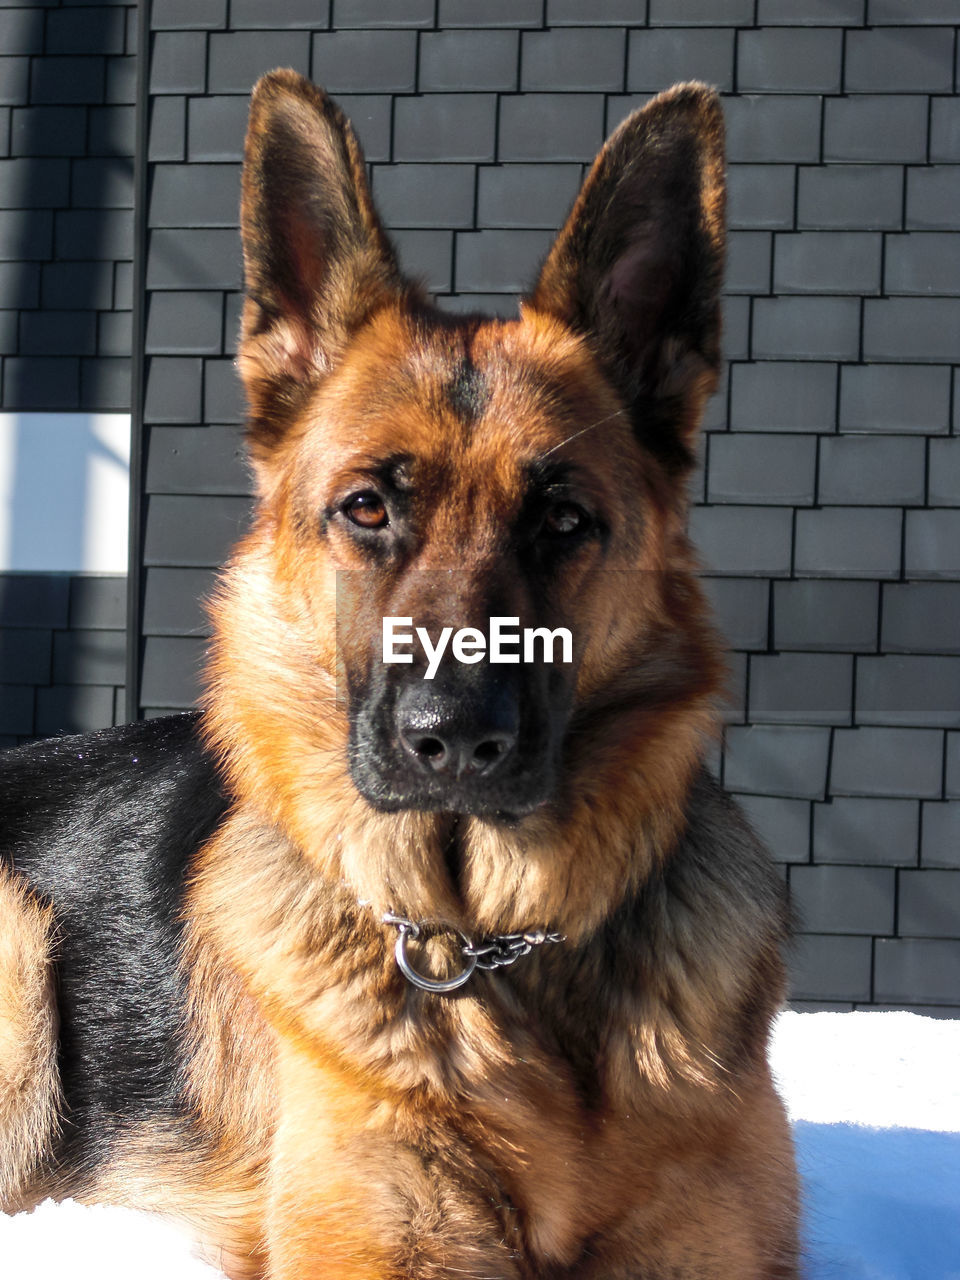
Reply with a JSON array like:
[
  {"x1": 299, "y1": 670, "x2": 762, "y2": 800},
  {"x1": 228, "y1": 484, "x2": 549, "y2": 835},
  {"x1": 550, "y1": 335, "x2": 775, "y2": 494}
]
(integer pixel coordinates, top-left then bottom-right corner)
[
  {"x1": 350, "y1": 696, "x2": 568, "y2": 824},
  {"x1": 347, "y1": 744, "x2": 557, "y2": 823}
]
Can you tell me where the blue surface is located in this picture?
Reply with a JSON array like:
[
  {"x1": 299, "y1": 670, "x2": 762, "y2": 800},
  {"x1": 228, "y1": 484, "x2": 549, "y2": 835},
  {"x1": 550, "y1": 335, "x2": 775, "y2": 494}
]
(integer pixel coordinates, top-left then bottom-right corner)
[{"x1": 796, "y1": 1122, "x2": 960, "y2": 1280}]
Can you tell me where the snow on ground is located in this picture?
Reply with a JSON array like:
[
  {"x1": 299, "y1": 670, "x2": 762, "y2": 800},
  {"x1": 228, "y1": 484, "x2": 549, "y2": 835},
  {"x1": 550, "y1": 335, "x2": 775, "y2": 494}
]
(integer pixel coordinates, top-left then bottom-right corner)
[
  {"x1": 3, "y1": 1011, "x2": 959, "y2": 1279},
  {"x1": 771, "y1": 1011, "x2": 960, "y2": 1280},
  {"x1": 1, "y1": 1198, "x2": 225, "y2": 1278},
  {"x1": 769, "y1": 1010, "x2": 960, "y2": 1131}
]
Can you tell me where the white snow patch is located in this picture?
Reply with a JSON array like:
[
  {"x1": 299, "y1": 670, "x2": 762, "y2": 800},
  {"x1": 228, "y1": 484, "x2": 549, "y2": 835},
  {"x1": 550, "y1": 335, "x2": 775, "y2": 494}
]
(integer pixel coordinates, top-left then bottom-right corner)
[
  {"x1": 771, "y1": 1009, "x2": 960, "y2": 1132},
  {"x1": 1, "y1": 1198, "x2": 225, "y2": 1279}
]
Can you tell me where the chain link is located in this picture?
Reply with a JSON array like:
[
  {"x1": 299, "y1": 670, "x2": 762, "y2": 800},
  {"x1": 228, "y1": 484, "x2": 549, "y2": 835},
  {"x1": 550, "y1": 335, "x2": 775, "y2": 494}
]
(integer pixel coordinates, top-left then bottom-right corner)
[
  {"x1": 381, "y1": 914, "x2": 564, "y2": 989},
  {"x1": 464, "y1": 930, "x2": 565, "y2": 970}
]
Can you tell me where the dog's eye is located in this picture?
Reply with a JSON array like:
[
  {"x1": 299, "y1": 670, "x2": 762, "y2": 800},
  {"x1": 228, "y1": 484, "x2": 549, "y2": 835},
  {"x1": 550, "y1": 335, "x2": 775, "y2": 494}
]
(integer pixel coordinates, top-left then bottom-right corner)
[
  {"x1": 344, "y1": 492, "x2": 388, "y2": 529},
  {"x1": 542, "y1": 502, "x2": 588, "y2": 537}
]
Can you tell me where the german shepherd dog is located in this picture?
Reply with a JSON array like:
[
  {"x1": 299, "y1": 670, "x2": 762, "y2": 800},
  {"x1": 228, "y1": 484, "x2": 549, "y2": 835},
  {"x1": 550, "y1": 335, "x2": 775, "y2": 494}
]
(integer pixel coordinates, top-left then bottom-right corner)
[{"x1": 0, "y1": 71, "x2": 799, "y2": 1278}]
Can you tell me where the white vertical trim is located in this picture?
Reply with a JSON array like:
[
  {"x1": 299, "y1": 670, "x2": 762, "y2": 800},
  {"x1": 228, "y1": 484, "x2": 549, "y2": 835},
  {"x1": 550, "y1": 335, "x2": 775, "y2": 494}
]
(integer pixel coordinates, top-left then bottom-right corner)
[{"x1": 0, "y1": 412, "x2": 131, "y2": 574}]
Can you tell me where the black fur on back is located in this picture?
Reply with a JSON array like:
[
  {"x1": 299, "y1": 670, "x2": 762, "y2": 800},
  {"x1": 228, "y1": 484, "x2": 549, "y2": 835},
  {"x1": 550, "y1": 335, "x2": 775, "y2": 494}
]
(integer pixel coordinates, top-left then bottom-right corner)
[{"x1": 0, "y1": 714, "x2": 228, "y2": 1175}]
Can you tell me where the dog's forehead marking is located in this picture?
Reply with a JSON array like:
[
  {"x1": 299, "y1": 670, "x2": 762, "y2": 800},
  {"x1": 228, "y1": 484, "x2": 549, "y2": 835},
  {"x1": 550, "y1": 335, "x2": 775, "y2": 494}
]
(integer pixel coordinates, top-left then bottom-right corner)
[
  {"x1": 445, "y1": 354, "x2": 490, "y2": 426},
  {"x1": 394, "y1": 319, "x2": 496, "y2": 428},
  {"x1": 416, "y1": 315, "x2": 602, "y2": 436}
]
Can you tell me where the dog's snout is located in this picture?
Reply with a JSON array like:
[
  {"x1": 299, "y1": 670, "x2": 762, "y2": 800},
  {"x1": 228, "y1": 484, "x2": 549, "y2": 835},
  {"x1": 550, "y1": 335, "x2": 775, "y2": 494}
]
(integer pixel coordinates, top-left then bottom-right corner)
[
  {"x1": 351, "y1": 632, "x2": 570, "y2": 817},
  {"x1": 396, "y1": 684, "x2": 518, "y2": 781}
]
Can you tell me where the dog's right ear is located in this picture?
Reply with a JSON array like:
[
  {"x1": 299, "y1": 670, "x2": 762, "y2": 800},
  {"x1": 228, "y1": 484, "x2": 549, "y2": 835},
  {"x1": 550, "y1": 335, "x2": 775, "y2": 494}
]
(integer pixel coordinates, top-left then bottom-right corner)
[{"x1": 238, "y1": 70, "x2": 410, "y2": 459}]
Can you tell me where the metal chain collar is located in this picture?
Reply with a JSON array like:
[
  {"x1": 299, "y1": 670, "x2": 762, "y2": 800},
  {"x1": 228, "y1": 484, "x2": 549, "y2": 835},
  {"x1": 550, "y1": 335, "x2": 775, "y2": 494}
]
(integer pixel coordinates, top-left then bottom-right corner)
[{"x1": 381, "y1": 911, "x2": 564, "y2": 994}]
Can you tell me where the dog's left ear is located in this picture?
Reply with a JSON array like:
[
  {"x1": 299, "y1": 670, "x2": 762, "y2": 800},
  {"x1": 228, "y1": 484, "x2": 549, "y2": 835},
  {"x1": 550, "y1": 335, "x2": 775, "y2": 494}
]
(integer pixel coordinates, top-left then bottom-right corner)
[{"x1": 529, "y1": 83, "x2": 725, "y2": 473}]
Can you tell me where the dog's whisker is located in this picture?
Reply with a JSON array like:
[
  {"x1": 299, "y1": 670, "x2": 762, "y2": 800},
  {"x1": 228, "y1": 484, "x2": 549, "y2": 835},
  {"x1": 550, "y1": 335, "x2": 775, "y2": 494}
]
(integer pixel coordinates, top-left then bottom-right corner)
[{"x1": 539, "y1": 407, "x2": 627, "y2": 458}]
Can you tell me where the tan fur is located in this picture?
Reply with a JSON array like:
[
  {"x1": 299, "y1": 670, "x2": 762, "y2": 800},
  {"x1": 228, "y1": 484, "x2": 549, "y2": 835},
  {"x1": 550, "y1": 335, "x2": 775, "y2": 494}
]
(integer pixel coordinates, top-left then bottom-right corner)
[
  {"x1": 0, "y1": 868, "x2": 61, "y2": 1209},
  {"x1": 182, "y1": 767, "x2": 797, "y2": 1276}
]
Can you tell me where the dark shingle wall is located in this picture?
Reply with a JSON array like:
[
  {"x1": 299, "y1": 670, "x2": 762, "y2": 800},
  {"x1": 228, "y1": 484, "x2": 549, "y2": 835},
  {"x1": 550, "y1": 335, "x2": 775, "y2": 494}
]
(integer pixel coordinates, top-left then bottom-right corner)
[
  {"x1": 6, "y1": 1, "x2": 960, "y2": 1010},
  {"x1": 0, "y1": 1, "x2": 136, "y2": 739},
  {"x1": 0, "y1": 571, "x2": 126, "y2": 745},
  {"x1": 0, "y1": 0, "x2": 137, "y2": 413},
  {"x1": 136, "y1": 1, "x2": 960, "y2": 1011}
]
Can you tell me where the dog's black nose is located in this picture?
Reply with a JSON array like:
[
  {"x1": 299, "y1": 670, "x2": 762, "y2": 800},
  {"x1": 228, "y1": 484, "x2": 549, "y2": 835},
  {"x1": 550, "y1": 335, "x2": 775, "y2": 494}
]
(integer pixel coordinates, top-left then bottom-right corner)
[{"x1": 396, "y1": 683, "x2": 518, "y2": 779}]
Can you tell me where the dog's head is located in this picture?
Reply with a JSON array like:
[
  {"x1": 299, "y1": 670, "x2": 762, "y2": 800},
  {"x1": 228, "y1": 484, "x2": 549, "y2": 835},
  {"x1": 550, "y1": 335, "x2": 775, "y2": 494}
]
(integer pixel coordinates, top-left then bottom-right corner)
[{"x1": 219, "y1": 70, "x2": 725, "y2": 825}]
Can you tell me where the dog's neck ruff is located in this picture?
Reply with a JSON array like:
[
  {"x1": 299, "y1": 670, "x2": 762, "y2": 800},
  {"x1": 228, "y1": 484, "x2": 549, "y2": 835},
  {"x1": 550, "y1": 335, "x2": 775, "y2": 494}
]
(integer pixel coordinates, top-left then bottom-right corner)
[{"x1": 380, "y1": 911, "x2": 564, "y2": 994}]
